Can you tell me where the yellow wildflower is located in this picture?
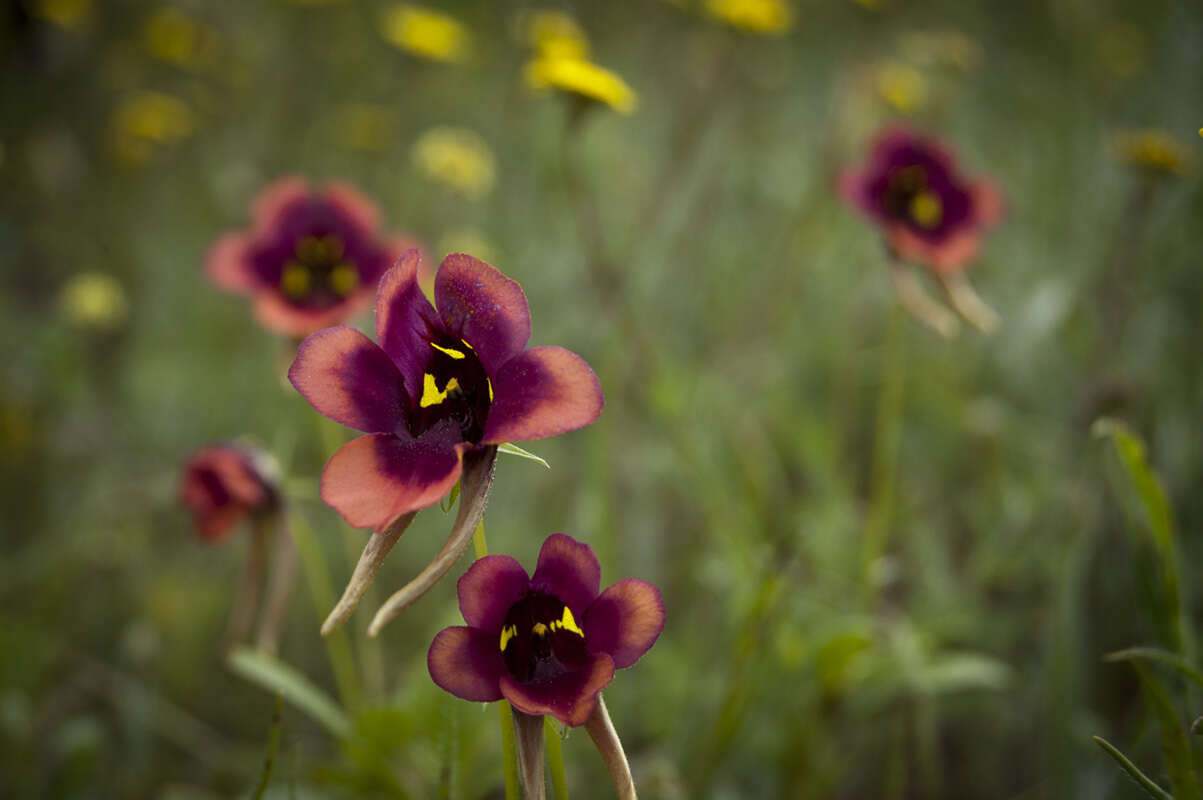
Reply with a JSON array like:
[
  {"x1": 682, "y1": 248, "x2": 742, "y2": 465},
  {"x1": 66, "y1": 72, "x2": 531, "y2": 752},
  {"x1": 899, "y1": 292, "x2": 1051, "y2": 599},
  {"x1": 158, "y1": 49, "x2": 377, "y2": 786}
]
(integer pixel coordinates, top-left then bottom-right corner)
[
  {"x1": 110, "y1": 91, "x2": 193, "y2": 164},
  {"x1": 1114, "y1": 129, "x2": 1195, "y2": 177},
  {"x1": 381, "y1": 4, "x2": 468, "y2": 63},
  {"x1": 704, "y1": 0, "x2": 793, "y2": 35},
  {"x1": 336, "y1": 104, "x2": 398, "y2": 152},
  {"x1": 412, "y1": 126, "x2": 496, "y2": 198},
  {"x1": 32, "y1": 0, "x2": 92, "y2": 29},
  {"x1": 60, "y1": 272, "x2": 129, "y2": 330},
  {"x1": 143, "y1": 7, "x2": 217, "y2": 70},
  {"x1": 525, "y1": 56, "x2": 637, "y2": 114},
  {"x1": 525, "y1": 10, "x2": 590, "y2": 61},
  {"x1": 874, "y1": 62, "x2": 926, "y2": 114}
]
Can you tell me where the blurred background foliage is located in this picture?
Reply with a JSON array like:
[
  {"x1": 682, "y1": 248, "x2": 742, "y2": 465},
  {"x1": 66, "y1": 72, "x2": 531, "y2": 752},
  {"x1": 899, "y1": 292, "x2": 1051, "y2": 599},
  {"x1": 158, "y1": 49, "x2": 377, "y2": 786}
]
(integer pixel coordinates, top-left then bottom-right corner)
[{"x1": 1, "y1": 0, "x2": 1202, "y2": 797}]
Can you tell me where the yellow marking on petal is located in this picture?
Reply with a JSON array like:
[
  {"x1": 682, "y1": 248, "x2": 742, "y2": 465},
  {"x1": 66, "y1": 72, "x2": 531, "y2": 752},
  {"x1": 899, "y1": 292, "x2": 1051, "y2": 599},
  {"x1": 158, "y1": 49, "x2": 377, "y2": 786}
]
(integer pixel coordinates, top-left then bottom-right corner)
[
  {"x1": 281, "y1": 261, "x2": 310, "y2": 298},
  {"x1": 548, "y1": 606, "x2": 584, "y2": 637},
  {"x1": 486, "y1": 376, "x2": 494, "y2": 403},
  {"x1": 500, "y1": 624, "x2": 517, "y2": 652},
  {"x1": 460, "y1": 339, "x2": 474, "y2": 350},
  {"x1": 431, "y1": 342, "x2": 466, "y2": 359},
  {"x1": 419, "y1": 373, "x2": 460, "y2": 407},
  {"x1": 330, "y1": 263, "x2": 359, "y2": 296},
  {"x1": 909, "y1": 191, "x2": 943, "y2": 229},
  {"x1": 532, "y1": 622, "x2": 549, "y2": 637}
]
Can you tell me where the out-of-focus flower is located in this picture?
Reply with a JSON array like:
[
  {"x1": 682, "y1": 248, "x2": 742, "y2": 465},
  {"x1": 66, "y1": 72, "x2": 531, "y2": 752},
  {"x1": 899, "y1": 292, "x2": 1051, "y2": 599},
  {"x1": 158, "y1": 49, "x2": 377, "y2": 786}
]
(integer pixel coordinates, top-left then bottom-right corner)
[
  {"x1": 525, "y1": 55, "x2": 637, "y2": 114},
  {"x1": 898, "y1": 29, "x2": 982, "y2": 72},
  {"x1": 288, "y1": 250, "x2": 604, "y2": 532},
  {"x1": 32, "y1": 0, "x2": 92, "y2": 29},
  {"x1": 206, "y1": 177, "x2": 419, "y2": 338},
  {"x1": 839, "y1": 127, "x2": 1003, "y2": 274},
  {"x1": 60, "y1": 272, "x2": 128, "y2": 330},
  {"x1": 1113, "y1": 129, "x2": 1195, "y2": 177},
  {"x1": 412, "y1": 126, "x2": 496, "y2": 198},
  {"x1": 524, "y1": 10, "x2": 589, "y2": 61},
  {"x1": 704, "y1": 0, "x2": 793, "y2": 36},
  {"x1": 179, "y1": 442, "x2": 280, "y2": 541},
  {"x1": 381, "y1": 4, "x2": 468, "y2": 64},
  {"x1": 1097, "y1": 22, "x2": 1147, "y2": 79},
  {"x1": 437, "y1": 228, "x2": 498, "y2": 268},
  {"x1": 143, "y1": 7, "x2": 217, "y2": 70},
  {"x1": 874, "y1": 63, "x2": 927, "y2": 115},
  {"x1": 428, "y1": 533, "x2": 664, "y2": 726},
  {"x1": 110, "y1": 91, "x2": 193, "y2": 165},
  {"x1": 335, "y1": 104, "x2": 398, "y2": 152}
]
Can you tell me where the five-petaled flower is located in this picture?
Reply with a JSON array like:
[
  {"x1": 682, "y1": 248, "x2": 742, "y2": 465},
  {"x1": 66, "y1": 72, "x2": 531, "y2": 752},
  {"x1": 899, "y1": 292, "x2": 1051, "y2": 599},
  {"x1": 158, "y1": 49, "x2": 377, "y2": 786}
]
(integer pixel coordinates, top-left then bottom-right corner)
[
  {"x1": 206, "y1": 177, "x2": 419, "y2": 337},
  {"x1": 428, "y1": 533, "x2": 665, "y2": 726},
  {"x1": 839, "y1": 127, "x2": 1002, "y2": 274},
  {"x1": 288, "y1": 250, "x2": 604, "y2": 533},
  {"x1": 179, "y1": 442, "x2": 280, "y2": 541}
]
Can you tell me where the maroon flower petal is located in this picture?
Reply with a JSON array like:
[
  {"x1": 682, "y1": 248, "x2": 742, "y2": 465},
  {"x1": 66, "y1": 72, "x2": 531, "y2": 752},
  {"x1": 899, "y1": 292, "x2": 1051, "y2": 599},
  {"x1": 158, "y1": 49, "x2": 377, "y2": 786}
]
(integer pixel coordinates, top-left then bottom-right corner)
[
  {"x1": 531, "y1": 533, "x2": 601, "y2": 618},
  {"x1": 499, "y1": 653, "x2": 615, "y2": 727},
  {"x1": 323, "y1": 182, "x2": 383, "y2": 234},
  {"x1": 251, "y1": 176, "x2": 310, "y2": 233},
  {"x1": 319, "y1": 425, "x2": 465, "y2": 532},
  {"x1": 375, "y1": 249, "x2": 444, "y2": 394},
  {"x1": 205, "y1": 233, "x2": 259, "y2": 293},
  {"x1": 428, "y1": 626, "x2": 506, "y2": 702},
  {"x1": 889, "y1": 226, "x2": 982, "y2": 275},
  {"x1": 970, "y1": 179, "x2": 1005, "y2": 228},
  {"x1": 481, "y1": 347, "x2": 604, "y2": 445},
  {"x1": 434, "y1": 254, "x2": 531, "y2": 375},
  {"x1": 289, "y1": 326, "x2": 408, "y2": 434},
  {"x1": 457, "y1": 555, "x2": 531, "y2": 633},
  {"x1": 253, "y1": 292, "x2": 367, "y2": 338},
  {"x1": 195, "y1": 505, "x2": 246, "y2": 541},
  {"x1": 584, "y1": 579, "x2": 666, "y2": 669}
]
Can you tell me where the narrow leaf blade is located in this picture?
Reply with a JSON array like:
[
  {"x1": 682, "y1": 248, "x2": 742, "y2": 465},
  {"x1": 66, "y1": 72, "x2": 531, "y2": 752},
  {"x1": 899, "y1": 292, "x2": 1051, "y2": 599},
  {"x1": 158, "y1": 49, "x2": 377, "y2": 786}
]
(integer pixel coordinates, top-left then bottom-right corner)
[{"x1": 227, "y1": 647, "x2": 350, "y2": 738}]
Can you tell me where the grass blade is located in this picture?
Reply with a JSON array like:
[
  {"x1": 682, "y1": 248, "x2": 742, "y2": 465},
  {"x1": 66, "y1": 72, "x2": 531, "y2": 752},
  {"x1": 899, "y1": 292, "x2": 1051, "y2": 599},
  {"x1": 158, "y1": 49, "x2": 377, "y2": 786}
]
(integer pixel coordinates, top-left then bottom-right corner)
[
  {"x1": 227, "y1": 647, "x2": 350, "y2": 739},
  {"x1": 1093, "y1": 736, "x2": 1174, "y2": 800}
]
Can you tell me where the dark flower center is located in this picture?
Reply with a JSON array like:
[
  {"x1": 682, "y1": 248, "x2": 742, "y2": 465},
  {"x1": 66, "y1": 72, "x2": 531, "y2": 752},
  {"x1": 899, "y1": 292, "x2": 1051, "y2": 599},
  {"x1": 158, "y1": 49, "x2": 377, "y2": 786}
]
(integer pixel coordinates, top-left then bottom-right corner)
[
  {"x1": 278, "y1": 235, "x2": 360, "y2": 307},
  {"x1": 499, "y1": 591, "x2": 588, "y2": 684},
  {"x1": 882, "y1": 164, "x2": 944, "y2": 230},
  {"x1": 409, "y1": 338, "x2": 492, "y2": 443}
]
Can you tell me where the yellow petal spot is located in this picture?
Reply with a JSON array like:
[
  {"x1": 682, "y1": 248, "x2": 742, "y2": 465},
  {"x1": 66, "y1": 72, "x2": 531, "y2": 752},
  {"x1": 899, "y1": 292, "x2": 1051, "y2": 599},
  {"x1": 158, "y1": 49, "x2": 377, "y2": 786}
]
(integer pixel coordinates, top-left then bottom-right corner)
[
  {"x1": 486, "y1": 376, "x2": 494, "y2": 403},
  {"x1": 525, "y1": 56, "x2": 637, "y2": 114},
  {"x1": 419, "y1": 374, "x2": 460, "y2": 407},
  {"x1": 460, "y1": 339, "x2": 474, "y2": 350},
  {"x1": 532, "y1": 622, "x2": 549, "y2": 637},
  {"x1": 909, "y1": 191, "x2": 943, "y2": 229},
  {"x1": 704, "y1": 0, "x2": 793, "y2": 36},
  {"x1": 548, "y1": 606, "x2": 584, "y2": 637},
  {"x1": 330, "y1": 263, "x2": 360, "y2": 296},
  {"x1": 381, "y1": 4, "x2": 469, "y2": 64},
  {"x1": 499, "y1": 624, "x2": 518, "y2": 652},
  {"x1": 430, "y1": 342, "x2": 466, "y2": 359},
  {"x1": 281, "y1": 262, "x2": 310, "y2": 298}
]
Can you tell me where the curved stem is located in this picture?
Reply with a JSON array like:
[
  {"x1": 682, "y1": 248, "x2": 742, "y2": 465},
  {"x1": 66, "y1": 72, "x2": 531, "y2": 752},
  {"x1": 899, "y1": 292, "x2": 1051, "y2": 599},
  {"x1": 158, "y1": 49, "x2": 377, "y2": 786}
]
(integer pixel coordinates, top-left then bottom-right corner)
[
  {"x1": 939, "y1": 271, "x2": 999, "y2": 333},
  {"x1": 368, "y1": 446, "x2": 497, "y2": 636},
  {"x1": 585, "y1": 695, "x2": 636, "y2": 800},
  {"x1": 887, "y1": 262, "x2": 960, "y2": 339},
  {"x1": 544, "y1": 717, "x2": 568, "y2": 800},
  {"x1": 255, "y1": 512, "x2": 299, "y2": 655},
  {"x1": 320, "y1": 512, "x2": 415, "y2": 636},
  {"x1": 222, "y1": 518, "x2": 268, "y2": 654},
  {"x1": 514, "y1": 710, "x2": 546, "y2": 800}
]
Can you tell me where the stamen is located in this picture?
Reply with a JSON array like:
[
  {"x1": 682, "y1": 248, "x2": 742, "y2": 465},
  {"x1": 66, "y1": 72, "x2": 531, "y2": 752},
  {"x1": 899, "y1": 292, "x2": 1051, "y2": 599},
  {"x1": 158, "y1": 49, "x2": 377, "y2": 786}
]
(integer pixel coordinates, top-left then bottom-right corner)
[
  {"x1": 549, "y1": 605, "x2": 583, "y2": 637},
  {"x1": 430, "y1": 342, "x2": 467, "y2": 360},
  {"x1": 532, "y1": 622, "x2": 549, "y2": 637},
  {"x1": 419, "y1": 374, "x2": 461, "y2": 407},
  {"x1": 280, "y1": 261, "x2": 310, "y2": 298},
  {"x1": 909, "y1": 190, "x2": 943, "y2": 228},
  {"x1": 500, "y1": 624, "x2": 518, "y2": 652},
  {"x1": 330, "y1": 263, "x2": 360, "y2": 296}
]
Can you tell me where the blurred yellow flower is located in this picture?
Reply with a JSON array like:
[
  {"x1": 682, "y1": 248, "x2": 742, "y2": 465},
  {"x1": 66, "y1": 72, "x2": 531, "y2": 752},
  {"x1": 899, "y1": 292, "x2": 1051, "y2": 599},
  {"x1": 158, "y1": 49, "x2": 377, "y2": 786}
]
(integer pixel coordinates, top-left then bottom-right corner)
[
  {"x1": 874, "y1": 62, "x2": 926, "y2": 114},
  {"x1": 704, "y1": 0, "x2": 793, "y2": 35},
  {"x1": 60, "y1": 272, "x2": 129, "y2": 330},
  {"x1": 412, "y1": 126, "x2": 496, "y2": 198},
  {"x1": 438, "y1": 228, "x2": 499, "y2": 269},
  {"x1": 143, "y1": 7, "x2": 217, "y2": 70},
  {"x1": 1114, "y1": 130, "x2": 1195, "y2": 177},
  {"x1": 381, "y1": 4, "x2": 469, "y2": 63},
  {"x1": 525, "y1": 10, "x2": 590, "y2": 61},
  {"x1": 336, "y1": 104, "x2": 398, "y2": 152},
  {"x1": 110, "y1": 91, "x2": 193, "y2": 164},
  {"x1": 32, "y1": 0, "x2": 92, "y2": 29},
  {"x1": 525, "y1": 56, "x2": 637, "y2": 114}
]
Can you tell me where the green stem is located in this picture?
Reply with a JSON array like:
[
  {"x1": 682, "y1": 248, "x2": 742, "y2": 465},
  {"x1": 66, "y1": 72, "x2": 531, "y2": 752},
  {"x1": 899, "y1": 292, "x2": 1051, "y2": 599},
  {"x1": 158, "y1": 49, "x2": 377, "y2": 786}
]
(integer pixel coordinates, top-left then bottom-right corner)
[
  {"x1": 471, "y1": 521, "x2": 521, "y2": 800},
  {"x1": 251, "y1": 695, "x2": 283, "y2": 800},
  {"x1": 545, "y1": 717, "x2": 568, "y2": 800},
  {"x1": 287, "y1": 510, "x2": 361, "y2": 710}
]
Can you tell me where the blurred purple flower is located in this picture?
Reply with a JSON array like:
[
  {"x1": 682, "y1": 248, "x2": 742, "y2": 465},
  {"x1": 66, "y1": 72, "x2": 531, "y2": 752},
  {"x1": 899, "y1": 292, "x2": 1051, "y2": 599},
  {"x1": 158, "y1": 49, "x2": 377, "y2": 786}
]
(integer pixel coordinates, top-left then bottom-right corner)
[
  {"x1": 839, "y1": 127, "x2": 1003, "y2": 274},
  {"x1": 289, "y1": 251, "x2": 604, "y2": 533},
  {"x1": 428, "y1": 533, "x2": 664, "y2": 727},
  {"x1": 206, "y1": 177, "x2": 420, "y2": 337},
  {"x1": 179, "y1": 442, "x2": 279, "y2": 541}
]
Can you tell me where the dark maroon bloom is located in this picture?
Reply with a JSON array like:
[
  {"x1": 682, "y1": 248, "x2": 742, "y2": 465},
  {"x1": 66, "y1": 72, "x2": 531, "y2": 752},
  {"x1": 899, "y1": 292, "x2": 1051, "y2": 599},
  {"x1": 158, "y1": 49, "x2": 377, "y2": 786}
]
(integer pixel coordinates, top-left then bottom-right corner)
[
  {"x1": 428, "y1": 534, "x2": 664, "y2": 726},
  {"x1": 179, "y1": 442, "x2": 280, "y2": 541},
  {"x1": 839, "y1": 127, "x2": 1003, "y2": 274},
  {"x1": 206, "y1": 176, "x2": 420, "y2": 337},
  {"x1": 288, "y1": 251, "x2": 604, "y2": 533}
]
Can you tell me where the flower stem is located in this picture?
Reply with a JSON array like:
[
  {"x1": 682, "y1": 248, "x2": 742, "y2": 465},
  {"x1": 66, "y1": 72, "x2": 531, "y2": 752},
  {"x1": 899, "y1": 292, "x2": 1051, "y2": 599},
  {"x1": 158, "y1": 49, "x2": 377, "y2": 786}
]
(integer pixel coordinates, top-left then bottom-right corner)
[
  {"x1": 470, "y1": 520, "x2": 521, "y2": 800},
  {"x1": 513, "y1": 710, "x2": 546, "y2": 800},
  {"x1": 544, "y1": 717, "x2": 569, "y2": 800},
  {"x1": 254, "y1": 512, "x2": 299, "y2": 656},
  {"x1": 222, "y1": 517, "x2": 268, "y2": 654},
  {"x1": 250, "y1": 694, "x2": 283, "y2": 800},
  {"x1": 584, "y1": 695, "x2": 636, "y2": 800}
]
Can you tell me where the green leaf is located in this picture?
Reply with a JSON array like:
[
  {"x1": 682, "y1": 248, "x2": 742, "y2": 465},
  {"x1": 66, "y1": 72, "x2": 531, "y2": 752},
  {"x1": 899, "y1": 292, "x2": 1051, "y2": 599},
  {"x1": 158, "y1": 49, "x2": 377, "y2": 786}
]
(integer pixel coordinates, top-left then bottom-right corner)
[
  {"x1": 498, "y1": 442, "x2": 550, "y2": 469},
  {"x1": 227, "y1": 647, "x2": 350, "y2": 738},
  {"x1": 1092, "y1": 418, "x2": 1175, "y2": 557},
  {"x1": 441, "y1": 481, "x2": 461, "y2": 513},
  {"x1": 1093, "y1": 736, "x2": 1174, "y2": 800},
  {"x1": 1105, "y1": 647, "x2": 1203, "y2": 690},
  {"x1": 914, "y1": 653, "x2": 1012, "y2": 695},
  {"x1": 1133, "y1": 662, "x2": 1202, "y2": 800}
]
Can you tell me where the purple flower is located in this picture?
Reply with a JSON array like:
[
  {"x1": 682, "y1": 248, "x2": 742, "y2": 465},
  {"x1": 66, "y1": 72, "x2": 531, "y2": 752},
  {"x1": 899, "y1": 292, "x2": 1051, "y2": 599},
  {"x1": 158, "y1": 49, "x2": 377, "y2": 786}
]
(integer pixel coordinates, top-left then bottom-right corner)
[
  {"x1": 179, "y1": 442, "x2": 279, "y2": 541},
  {"x1": 206, "y1": 177, "x2": 421, "y2": 337},
  {"x1": 288, "y1": 251, "x2": 604, "y2": 533},
  {"x1": 428, "y1": 534, "x2": 665, "y2": 727},
  {"x1": 839, "y1": 127, "x2": 1003, "y2": 274}
]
